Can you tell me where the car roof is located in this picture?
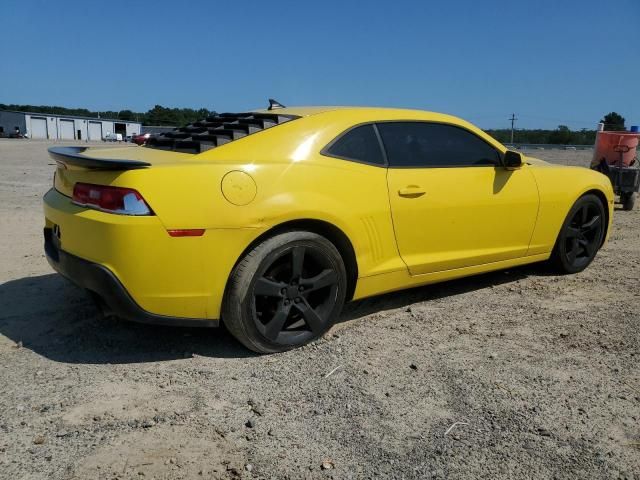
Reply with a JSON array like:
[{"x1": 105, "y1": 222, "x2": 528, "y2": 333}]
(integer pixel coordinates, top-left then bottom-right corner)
[
  {"x1": 250, "y1": 105, "x2": 465, "y2": 123},
  {"x1": 251, "y1": 106, "x2": 349, "y2": 117},
  {"x1": 245, "y1": 106, "x2": 507, "y2": 156}
]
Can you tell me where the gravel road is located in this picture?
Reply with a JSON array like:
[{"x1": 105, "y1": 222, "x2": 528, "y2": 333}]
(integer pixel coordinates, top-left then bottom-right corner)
[{"x1": 0, "y1": 140, "x2": 638, "y2": 479}]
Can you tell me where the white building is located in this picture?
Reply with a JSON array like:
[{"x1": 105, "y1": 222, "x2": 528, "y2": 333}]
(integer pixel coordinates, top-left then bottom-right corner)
[{"x1": 0, "y1": 110, "x2": 142, "y2": 141}]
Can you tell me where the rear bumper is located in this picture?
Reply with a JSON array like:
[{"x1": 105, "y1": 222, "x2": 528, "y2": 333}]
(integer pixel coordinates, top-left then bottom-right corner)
[
  {"x1": 43, "y1": 187, "x2": 265, "y2": 321},
  {"x1": 44, "y1": 227, "x2": 218, "y2": 328}
]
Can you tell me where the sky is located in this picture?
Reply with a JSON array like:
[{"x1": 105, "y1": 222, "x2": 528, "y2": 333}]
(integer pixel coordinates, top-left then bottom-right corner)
[{"x1": 1, "y1": 0, "x2": 638, "y2": 130}]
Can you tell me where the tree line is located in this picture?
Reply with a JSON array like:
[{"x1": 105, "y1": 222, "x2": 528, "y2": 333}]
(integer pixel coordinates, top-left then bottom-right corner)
[
  {"x1": 486, "y1": 127, "x2": 597, "y2": 145},
  {"x1": 487, "y1": 112, "x2": 627, "y2": 145},
  {"x1": 0, "y1": 103, "x2": 216, "y2": 126}
]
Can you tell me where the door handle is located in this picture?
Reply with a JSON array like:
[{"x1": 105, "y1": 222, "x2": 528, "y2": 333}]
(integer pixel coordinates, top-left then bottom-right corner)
[{"x1": 398, "y1": 185, "x2": 426, "y2": 197}]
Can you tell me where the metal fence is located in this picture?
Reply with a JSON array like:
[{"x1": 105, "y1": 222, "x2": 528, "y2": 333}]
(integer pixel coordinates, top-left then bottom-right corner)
[{"x1": 504, "y1": 144, "x2": 594, "y2": 151}]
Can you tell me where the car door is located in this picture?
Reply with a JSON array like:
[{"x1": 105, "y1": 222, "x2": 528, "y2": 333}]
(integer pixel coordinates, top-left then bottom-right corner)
[{"x1": 380, "y1": 121, "x2": 539, "y2": 275}]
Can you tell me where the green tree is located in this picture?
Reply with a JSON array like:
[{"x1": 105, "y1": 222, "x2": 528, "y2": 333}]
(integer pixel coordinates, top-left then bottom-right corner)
[
  {"x1": 549, "y1": 125, "x2": 573, "y2": 144},
  {"x1": 118, "y1": 109, "x2": 135, "y2": 121},
  {"x1": 600, "y1": 112, "x2": 625, "y2": 131},
  {"x1": 140, "y1": 105, "x2": 216, "y2": 126},
  {"x1": 100, "y1": 111, "x2": 119, "y2": 120}
]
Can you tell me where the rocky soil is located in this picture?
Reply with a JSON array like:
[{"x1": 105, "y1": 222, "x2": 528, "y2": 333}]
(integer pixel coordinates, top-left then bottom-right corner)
[{"x1": 0, "y1": 140, "x2": 638, "y2": 479}]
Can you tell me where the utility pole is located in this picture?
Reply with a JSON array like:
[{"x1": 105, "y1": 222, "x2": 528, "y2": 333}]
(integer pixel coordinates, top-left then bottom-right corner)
[{"x1": 509, "y1": 113, "x2": 517, "y2": 143}]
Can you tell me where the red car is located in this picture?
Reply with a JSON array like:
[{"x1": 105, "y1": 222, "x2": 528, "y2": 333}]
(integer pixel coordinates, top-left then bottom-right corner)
[{"x1": 132, "y1": 132, "x2": 151, "y2": 145}]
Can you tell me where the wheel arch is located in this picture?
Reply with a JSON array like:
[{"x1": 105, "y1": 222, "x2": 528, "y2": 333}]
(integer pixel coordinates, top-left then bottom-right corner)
[
  {"x1": 226, "y1": 219, "x2": 359, "y2": 302},
  {"x1": 582, "y1": 188, "x2": 610, "y2": 247}
]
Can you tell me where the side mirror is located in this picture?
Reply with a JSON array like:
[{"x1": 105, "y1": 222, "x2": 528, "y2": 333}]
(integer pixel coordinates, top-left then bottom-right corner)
[{"x1": 503, "y1": 150, "x2": 523, "y2": 169}]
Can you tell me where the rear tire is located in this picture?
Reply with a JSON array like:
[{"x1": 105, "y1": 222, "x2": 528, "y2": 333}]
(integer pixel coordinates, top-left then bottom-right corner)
[
  {"x1": 222, "y1": 231, "x2": 347, "y2": 353},
  {"x1": 548, "y1": 194, "x2": 606, "y2": 274},
  {"x1": 621, "y1": 192, "x2": 636, "y2": 211}
]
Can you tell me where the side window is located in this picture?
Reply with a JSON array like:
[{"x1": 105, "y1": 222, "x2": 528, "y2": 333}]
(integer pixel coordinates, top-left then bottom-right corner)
[
  {"x1": 377, "y1": 122, "x2": 501, "y2": 168},
  {"x1": 324, "y1": 124, "x2": 385, "y2": 165}
]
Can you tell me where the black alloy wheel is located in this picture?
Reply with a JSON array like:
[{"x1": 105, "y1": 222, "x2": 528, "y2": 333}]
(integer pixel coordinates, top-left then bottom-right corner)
[
  {"x1": 563, "y1": 203, "x2": 603, "y2": 268},
  {"x1": 550, "y1": 194, "x2": 606, "y2": 274},
  {"x1": 252, "y1": 245, "x2": 339, "y2": 344},
  {"x1": 222, "y1": 231, "x2": 347, "y2": 353}
]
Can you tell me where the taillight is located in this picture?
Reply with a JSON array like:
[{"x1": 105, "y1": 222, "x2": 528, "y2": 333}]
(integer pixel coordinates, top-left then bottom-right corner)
[{"x1": 72, "y1": 183, "x2": 153, "y2": 216}]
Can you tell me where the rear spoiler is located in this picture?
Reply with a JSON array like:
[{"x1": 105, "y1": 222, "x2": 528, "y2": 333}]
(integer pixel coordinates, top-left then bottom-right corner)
[{"x1": 48, "y1": 146, "x2": 150, "y2": 170}]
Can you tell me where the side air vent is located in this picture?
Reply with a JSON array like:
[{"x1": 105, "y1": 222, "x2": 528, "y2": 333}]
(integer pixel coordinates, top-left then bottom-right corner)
[{"x1": 145, "y1": 112, "x2": 300, "y2": 154}]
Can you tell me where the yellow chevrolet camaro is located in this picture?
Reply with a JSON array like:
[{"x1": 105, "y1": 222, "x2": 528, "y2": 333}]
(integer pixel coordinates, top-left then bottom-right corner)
[{"x1": 43, "y1": 104, "x2": 614, "y2": 352}]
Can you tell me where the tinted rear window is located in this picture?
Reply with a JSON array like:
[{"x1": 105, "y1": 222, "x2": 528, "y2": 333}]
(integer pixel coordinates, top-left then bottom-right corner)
[{"x1": 324, "y1": 124, "x2": 385, "y2": 165}]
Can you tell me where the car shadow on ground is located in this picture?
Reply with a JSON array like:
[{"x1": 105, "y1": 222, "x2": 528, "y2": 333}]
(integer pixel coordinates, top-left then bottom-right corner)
[
  {"x1": 0, "y1": 273, "x2": 253, "y2": 364},
  {"x1": 0, "y1": 264, "x2": 548, "y2": 365},
  {"x1": 340, "y1": 264, "x2": 546, "y2": 323}
]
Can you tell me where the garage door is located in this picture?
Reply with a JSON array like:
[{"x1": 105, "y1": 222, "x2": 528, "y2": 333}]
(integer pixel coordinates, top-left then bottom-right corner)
[
  {"x1": 59, "y1": 120, "x2": 75, "y2": 140},
  {"x1": 88, "y1": 121, "x2": 102, "y2": 141},
  {"x1": 30, "y1": 117, "x2": 48, "y2": 139}
]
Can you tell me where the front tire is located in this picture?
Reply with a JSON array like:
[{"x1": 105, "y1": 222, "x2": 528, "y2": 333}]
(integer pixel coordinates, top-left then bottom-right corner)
[
  {"x1": 549, "y1": 194, "x2": 606, "y2": 274},
  {"x1": 222, "y1": 231, "x2": 347, "y2": 353}
]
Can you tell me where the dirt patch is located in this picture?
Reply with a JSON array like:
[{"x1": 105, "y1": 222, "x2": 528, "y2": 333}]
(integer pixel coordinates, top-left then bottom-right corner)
[
  {"x1": 74, "y1": 426, "x2": 244, "y2": 479},
  {"x1": 0, "y1": 140, "x2": 638, "y2": 479}
]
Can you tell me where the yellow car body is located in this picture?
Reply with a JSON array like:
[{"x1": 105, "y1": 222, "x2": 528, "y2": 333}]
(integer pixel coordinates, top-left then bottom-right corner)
[{"x1": 43, "y1": 106, "x2": 614, "y2": 345}]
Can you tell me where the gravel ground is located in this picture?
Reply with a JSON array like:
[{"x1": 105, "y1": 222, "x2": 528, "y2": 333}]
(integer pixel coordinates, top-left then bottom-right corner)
[{"x1": 0, "y1": 140, "x2": 638, "y2": 480}]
